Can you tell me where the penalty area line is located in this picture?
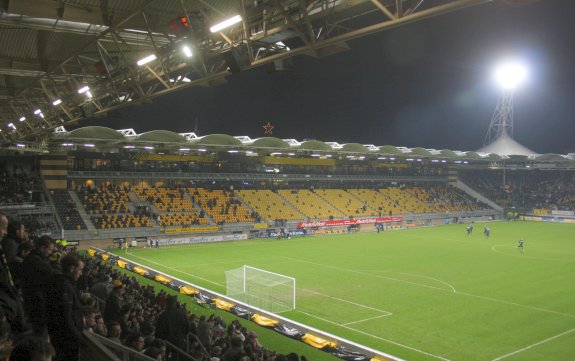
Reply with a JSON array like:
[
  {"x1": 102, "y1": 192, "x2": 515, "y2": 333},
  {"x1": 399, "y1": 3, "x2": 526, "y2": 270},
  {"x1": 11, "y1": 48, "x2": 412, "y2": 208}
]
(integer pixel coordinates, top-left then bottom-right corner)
[
  {"x1": 491, "y1": 327, "x2": 575, "y2": 361},
  {"x1": 296, "y1": 310, "x2": 451, "y2": 361},
  {"x1": 342, "y1": 314, "x2": 390, "y2": 326},
  {"x1": 120, "y1": 252, "x2": 224, "y2": 287}
]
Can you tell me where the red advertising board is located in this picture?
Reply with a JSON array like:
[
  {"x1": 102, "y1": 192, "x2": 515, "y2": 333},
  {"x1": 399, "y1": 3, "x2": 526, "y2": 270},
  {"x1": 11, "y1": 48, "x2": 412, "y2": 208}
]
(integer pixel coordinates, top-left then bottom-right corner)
[{"x1": 297, "y1": 217, "x2": 403, "y2": 229}]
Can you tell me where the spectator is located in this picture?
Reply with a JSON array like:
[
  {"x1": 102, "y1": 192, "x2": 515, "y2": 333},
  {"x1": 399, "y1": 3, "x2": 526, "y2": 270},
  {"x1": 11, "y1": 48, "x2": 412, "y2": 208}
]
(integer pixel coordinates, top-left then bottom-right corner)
[
  {"x1": 1, "y1": 220, "x2": 27, "y2": 263},
  {"x1": 107, "y1": 321, "x2": 122, "y2": 344},
  {"x1": 44, "y1": 253, "x2": 87, "y2": 361},
  {"x1": 21, "y1": 235, "x2": 55, "y2": 335},
  {"x1": 155, "y1": 295, "x2": 190, "y2": 353},
  {"x1": 220, "y1": 336, "x2": 246, "y2": 361},
  {"x1": 89, "y1": 272, "x2": 111, "y2": 309},
  {"x1": 103, "y1": 279, "x2": 124, "y2": 325}
]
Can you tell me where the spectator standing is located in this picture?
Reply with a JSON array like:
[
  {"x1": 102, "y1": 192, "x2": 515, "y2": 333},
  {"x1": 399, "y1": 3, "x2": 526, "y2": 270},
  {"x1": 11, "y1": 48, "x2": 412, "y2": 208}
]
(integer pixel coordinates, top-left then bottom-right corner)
[
  {"x1": 44, "y1": 253, "x2": 87, "y2": 360},
  {"x1": 103, "y1": 279, "x2": 124, "y2": 325},
  {"x1": 21, "y1": 235, "x2": 54, "y2": 336},
  {"x1": 1, "y1": 220, "x2": 27, "y2": 263},
  {"x1": 155, "y1": 295, "x2": 190, "y2": 352}
]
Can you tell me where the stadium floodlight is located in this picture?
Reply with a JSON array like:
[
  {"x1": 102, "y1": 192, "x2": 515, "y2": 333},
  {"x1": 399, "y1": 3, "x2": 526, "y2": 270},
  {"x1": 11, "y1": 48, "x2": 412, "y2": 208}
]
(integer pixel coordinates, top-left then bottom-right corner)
[
  {"x1": 137, "y1": 54, "x2": 157, "y2": 66},
  {"x1": 181, "y1": 45, "x2": 192, "y2": 58},
  {"x1": 495, "y1": 61, "x2": 526, "y2": 90},
  {"x1": 210, "y1": 15, "x2": 242, "y2": 33},
  {"x1": 484, "y1": 60, "x2": 528, "y2": 146},
  {"x1": 52, "y1": 99, "x2": 62, "y2": 106},
  {"x1": 19, "y1": 116, "x2": 25, "y2": 122}
]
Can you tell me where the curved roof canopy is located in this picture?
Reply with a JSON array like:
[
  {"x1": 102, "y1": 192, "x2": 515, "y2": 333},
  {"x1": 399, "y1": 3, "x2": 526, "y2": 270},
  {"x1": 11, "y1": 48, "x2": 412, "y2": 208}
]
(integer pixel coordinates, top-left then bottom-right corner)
[
  {"x1": 341, "y1": 143, "x2": 368, "y2": 153},
  {"x1": 251, "y1": 137, "x2": 290, "y2": 149},
  {"x1": 440, "y1": 149, "x2": 458, "y2": 158},
  {"x1": 410, "y1": 147, "x2": 432, "y2": 156},
  {"x1": 137, "y1": 130, "x2": 187, "y2": 143},
  {"x1": 377, "y1": 145, "x2": 402, "y2": 155},
  {"x1": 299, "y1": 140, "x2": 332, "y2": 151},
  {"x1": 192, "y1": 134, "x2": 242, "y2": 146},
  {"x1": 66, "y1": 126, "x2": 124, "y2": 140}
]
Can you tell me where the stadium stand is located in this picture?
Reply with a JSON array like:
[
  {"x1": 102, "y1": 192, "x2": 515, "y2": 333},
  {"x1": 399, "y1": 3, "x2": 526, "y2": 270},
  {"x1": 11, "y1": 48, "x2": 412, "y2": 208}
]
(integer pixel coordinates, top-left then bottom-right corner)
[
  {"x1": 51, "y1": 190, "x2": 88, "y2": 230},
  {"x1": 188, "y1": 188, "x2": 255, "y2": 224},
  {"x1": 277, "y1": 189, "x2": 345, "y2": 220},
  {"x1": 236, "y1": 189, "x2": 304, "y2": 221}
]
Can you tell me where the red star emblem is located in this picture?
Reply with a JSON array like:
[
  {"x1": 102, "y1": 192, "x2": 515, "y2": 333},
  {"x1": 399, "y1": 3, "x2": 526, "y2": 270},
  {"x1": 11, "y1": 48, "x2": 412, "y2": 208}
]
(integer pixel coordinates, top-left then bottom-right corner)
[{"x1": 262, "y1": 122, "x2": 274, "y2": 134}]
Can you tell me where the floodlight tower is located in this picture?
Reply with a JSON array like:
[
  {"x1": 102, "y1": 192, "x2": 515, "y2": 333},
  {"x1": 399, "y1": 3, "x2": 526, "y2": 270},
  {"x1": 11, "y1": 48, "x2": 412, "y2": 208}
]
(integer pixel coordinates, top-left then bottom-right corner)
[{"x1": 483, "y1": 62, "x2": 526, "y2": 145}]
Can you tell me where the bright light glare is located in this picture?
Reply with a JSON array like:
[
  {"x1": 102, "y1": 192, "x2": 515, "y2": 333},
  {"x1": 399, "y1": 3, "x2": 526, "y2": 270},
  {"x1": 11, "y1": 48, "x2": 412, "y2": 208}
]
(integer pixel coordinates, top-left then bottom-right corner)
[
  {"x1": 78, "y1": 86, "x2": 90, "y2": 94},
  {"x1": 210, "y1": 15, "x2": 242, "y2": 33},
  {"x1": 19, "y1": 117, "x2": 25, "y2": 122},
  {"x1": 34, "y1": 109, "x2": 42, "y2": 114},
  {"x1": 182, "y1": 45, "x2": 192, "y2": 58},
  {"x1": 137, "y1": 54, "x2": 157, "y2": 66},
  {"x1": 495, "y1": 62, "x2": 526, "y2": 90},
  {"x1": 53, "y1": 99, "x2": 62, "y2": 106}
]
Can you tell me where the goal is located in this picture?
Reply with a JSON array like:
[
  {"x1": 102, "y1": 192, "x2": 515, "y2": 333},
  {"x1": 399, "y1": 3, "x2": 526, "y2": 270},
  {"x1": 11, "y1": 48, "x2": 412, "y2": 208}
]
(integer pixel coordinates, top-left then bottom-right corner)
[{"x1": 225, "y1": 265, "x2": 296, "y2": 313}]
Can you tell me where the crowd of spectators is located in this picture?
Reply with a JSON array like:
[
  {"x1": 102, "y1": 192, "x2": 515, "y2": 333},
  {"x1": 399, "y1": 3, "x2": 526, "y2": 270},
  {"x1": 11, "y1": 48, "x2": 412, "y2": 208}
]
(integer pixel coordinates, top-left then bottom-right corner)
[
  {"x1": 0, "y1": 213, "x2": 309, "y2": 360},
  {"x1": 0, "y1": 164, "x2": 42, "y2": 205},
  {"x1": 460, "y1": 170, "x2": 575, "y2": 211}
]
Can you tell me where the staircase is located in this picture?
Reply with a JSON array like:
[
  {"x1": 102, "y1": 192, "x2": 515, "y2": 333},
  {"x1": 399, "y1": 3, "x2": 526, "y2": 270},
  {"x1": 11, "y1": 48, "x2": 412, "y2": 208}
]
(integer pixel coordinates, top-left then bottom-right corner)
[
  {"x1": 68, "y1": 190, "x2": 96, "y2": 232},
  {"x1": 456, "y1": 179, "x2": 503, "y2": 211}
]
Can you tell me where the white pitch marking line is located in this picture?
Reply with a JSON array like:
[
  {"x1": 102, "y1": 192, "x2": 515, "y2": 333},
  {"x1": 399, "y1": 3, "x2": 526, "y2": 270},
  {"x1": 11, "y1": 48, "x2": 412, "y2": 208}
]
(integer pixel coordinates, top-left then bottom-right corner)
[
  {"x1": 282, "y1": 256, "x2": 452, "y2": 293},
  {"x1": 284, "y1": 256, "x2": 575, "y2": 320},
  {"x1": 121, "y1": 253, "x2": 224, "y2": 287},
  {"x1": 456, "y1": 291, "x2": 575, "y2": 319},
  {"x1": 297, "y1": 310, "x2": 451, "y2": 361},
  {"x1": 342, "y1": 314, "x2": 390, "y2": 326},
  {"x1": 303, "y1": 288, "x2": 392, "y2": 315},
  {"x1": 491, "y1": 327, "x2": 575, "y2": 361},
  {"x1": 490, "y1": 244, "x2": 575, "y2": 262}
]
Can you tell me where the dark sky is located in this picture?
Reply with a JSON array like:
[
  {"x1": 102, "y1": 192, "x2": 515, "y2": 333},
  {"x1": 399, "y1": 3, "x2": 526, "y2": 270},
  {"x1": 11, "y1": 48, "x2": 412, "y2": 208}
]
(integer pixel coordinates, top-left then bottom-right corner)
[{"x1": 82, "y1": 0, "x2": 575, "y2": 154}]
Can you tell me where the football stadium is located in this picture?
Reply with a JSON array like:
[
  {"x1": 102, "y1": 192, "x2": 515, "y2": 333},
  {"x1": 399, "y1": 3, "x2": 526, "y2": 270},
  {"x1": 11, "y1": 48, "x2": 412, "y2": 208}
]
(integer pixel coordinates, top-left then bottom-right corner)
[{"x1": 0, "y1": 1, "x2": 574, "y2": 361}]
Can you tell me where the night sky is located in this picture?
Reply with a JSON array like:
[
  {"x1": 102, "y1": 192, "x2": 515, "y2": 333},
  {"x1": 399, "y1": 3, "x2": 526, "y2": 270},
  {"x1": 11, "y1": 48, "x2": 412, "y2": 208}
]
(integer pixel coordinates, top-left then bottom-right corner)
[{"x1": 81, "y1": 0, "x2": 575, "y2": 154}]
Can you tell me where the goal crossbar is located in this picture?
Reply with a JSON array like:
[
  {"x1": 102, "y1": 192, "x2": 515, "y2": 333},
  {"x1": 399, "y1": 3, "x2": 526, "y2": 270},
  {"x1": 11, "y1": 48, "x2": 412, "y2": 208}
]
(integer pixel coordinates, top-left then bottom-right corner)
[{"x1": 226, "y1": 265, "x2": 296, "y2": 312}]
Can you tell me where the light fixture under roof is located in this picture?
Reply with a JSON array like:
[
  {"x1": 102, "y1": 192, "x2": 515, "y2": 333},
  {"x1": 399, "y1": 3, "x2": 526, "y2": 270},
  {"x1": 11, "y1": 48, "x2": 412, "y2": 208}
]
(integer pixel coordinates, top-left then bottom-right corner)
[
  {"x1": 78, "y1": 86, "x2": 90, "y2": 94},
  {"x1": 19, "y1": 116, "x2": 25, "y2": 122},
  {"x1": 181, "y1": 45, "x2": 192, "y2": 58},
  {"x1": 34, "y1": 109, "x2": 42, "y2": 114},
  {"x1": 137, "y1": 54, "x2": 157, "y2": 66},
  {"x1": 210, "y1": 15, "x2": 242, "y2": 33},
  {"x1": 52, "y1": 99, "x2": 62, "y2": 106}
]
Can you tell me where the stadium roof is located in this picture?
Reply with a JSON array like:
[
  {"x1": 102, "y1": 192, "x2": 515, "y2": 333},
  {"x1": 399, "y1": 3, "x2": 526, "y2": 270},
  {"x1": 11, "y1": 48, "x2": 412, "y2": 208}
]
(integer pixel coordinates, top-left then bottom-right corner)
[
  {"x1": 477, "y1": 129, "x2": 537, "y2": 156},
  {"x1": 0, "y1": 0, "x2": 500, "y2": 142}
]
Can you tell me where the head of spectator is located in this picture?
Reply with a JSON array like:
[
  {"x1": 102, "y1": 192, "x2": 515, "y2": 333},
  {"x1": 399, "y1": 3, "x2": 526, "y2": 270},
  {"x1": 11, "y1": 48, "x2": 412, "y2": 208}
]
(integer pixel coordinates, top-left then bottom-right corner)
[
  {"x1": 0, "y1": 213, "x2": 8, "y2": 238},
  {"x1": 125, "y1": 332, "x2": 145, "y2": 352},
  {"x1": 60, "y1": 253, "x2": 84, "y2": 281},
  {"x1": 94, "y1": 315, "x2": 106, "y2": 336},
  {"x1": 82, "y1": 307, "x2": 97, "y2": 331},
  {"x1": 112, "y1": 279, "x2": 125, "y2": 295},
  {"x1": 6, "y1": 220, "x2": 26, "y2": 242},
  {"x1": 34, "y1": 236, "x2": 55, "y2": 258},
  {"x1": 150, "y1": 338, "x2": 166, "y2": 355},
  {"x1": 107, "y1": 321, "x2": 121, "y2": 341},
  {"x1": 9, "y1": 335, "x2": 55, "y2": 361},
  {"x1": 143, "y1": 346, "x2": 163, "y2": 360},
  {"x1": 16, "y1": 242, "x2": 32, "y2": 260}
]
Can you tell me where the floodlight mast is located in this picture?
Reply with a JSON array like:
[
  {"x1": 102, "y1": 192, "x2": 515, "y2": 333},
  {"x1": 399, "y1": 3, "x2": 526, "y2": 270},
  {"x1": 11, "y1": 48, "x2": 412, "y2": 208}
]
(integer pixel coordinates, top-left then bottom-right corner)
[{"x1": 483, "y1": 62, "x2": 526, "y2": 146}]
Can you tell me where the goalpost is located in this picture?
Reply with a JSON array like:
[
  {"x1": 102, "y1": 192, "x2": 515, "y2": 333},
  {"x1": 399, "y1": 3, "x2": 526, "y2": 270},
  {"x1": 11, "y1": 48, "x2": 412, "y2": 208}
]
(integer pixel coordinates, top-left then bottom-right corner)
[{"x1": 225, "y1": 265, "x2": 296, "y2": 313}]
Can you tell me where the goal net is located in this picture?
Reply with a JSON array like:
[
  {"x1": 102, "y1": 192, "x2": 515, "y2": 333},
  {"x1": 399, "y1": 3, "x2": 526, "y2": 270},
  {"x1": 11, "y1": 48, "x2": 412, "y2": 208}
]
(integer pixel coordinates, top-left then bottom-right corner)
[{"x1": 225, "y1": 265, "x2": 296, "y2": 313}]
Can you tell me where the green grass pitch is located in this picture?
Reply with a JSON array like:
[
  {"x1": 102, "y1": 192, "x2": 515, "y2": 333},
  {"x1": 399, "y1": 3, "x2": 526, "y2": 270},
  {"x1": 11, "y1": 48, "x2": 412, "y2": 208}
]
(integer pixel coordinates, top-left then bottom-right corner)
[{"x1": 117, "y1": 221, "x2": 575, "y2": 361}]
